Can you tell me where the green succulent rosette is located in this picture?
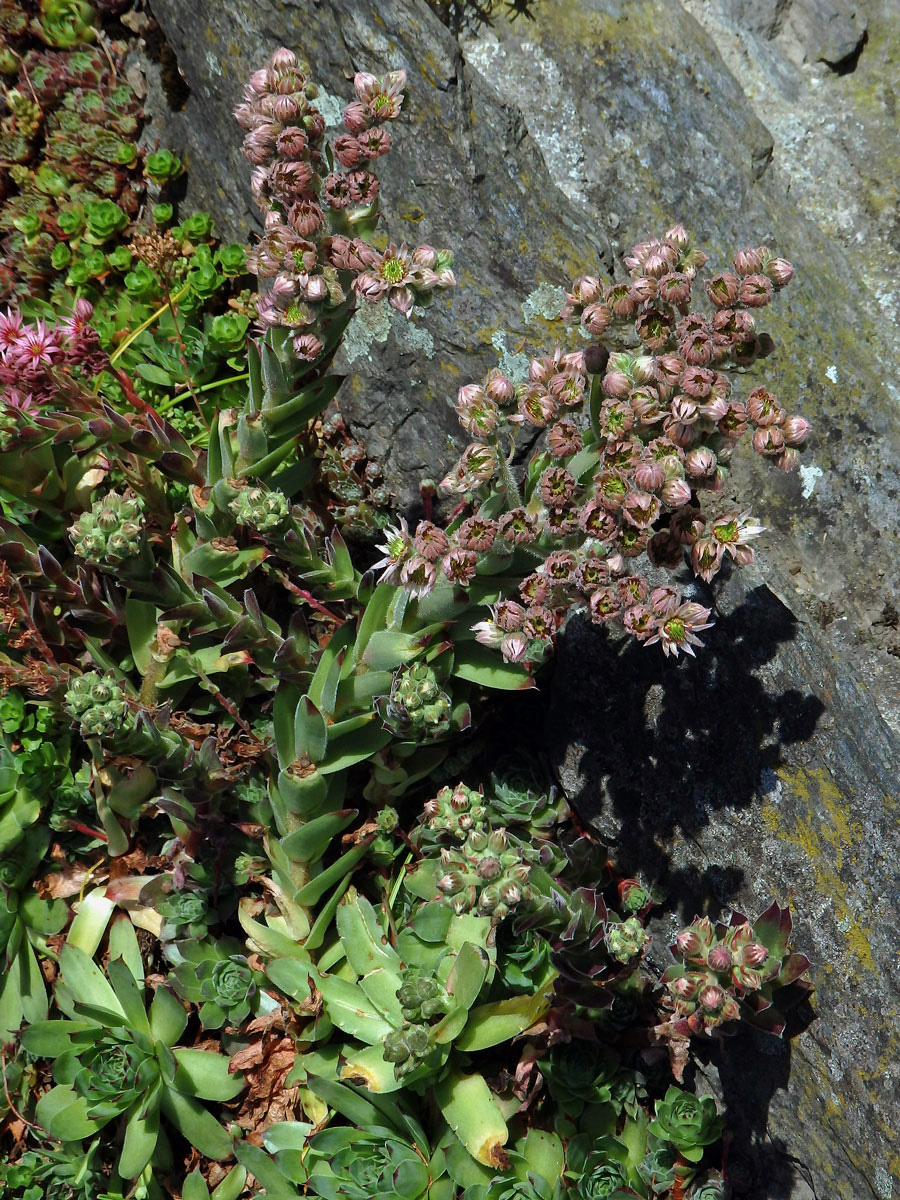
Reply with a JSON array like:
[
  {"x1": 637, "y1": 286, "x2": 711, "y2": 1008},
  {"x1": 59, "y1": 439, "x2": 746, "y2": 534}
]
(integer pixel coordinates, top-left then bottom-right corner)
[
  {"x1": 541, "y1": 1043, "x2": 621, "y2": 1117},
  {"x1": 648, "y1": 1087, "x2": 724, "y2": 1163},
  {"x1": 305, "y1": 1127, "x2": 431, "y2": 1200}
]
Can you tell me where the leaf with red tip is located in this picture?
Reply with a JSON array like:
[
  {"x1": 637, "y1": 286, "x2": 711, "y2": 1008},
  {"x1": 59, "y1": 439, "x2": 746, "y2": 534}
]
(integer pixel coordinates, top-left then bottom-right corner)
[{"x1": 776, "y1": 952, "x2": 811, "y2": 988}]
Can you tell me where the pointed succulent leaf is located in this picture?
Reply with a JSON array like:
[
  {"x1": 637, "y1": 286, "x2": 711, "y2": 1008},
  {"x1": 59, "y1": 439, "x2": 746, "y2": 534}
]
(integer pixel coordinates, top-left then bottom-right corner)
[
  {"x1": 119, "y1": 1086, "x2": 162, "y2": 1179},
  {"x1": 335, "y1": 889, "x2": 402, "y2": 975},
  {"x1": 35, "y1": 1085, "x2": 101, "y2": 1141},
  {"x1": 173, "y1": 1047, "x2": 245, "y2": 1101},
  {"x1": 159, "y1": 1086, "x2": 234, "y2": 1160},
  {"x1": 149, "y1": 984, "x2": 189, "y2": 1047},
  {"x1": 281, "y1": 809, "x2": 358, "y2": 865}
]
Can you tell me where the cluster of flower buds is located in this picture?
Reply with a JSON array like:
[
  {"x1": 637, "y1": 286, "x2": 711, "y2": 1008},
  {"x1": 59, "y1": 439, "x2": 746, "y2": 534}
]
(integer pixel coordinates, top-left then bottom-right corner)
[
  {"x1": 378, "y1": 662, "x2": 453, "y2": 740},
  {"x1": 435, "y1": 827, "x2": 531, "y2": 921},
  {"x1": 422, "y1": 781, "x2": 488, "y2": 842},
  {"x1": 377, "y1": 228, "x2": 809, "y2": 660},
  {"x1": 662, "y1": 914, "x2": 780, "y2": 1034},
  {"x1": 235, "y1": 48, "x2": 454, "y2": 354},
  {"x1": 383, "y1": 1022, "x2": 433, "y2": 1079},
  {"x1": 229, "y1": 484, "x2": 291, "y2": 532},
  {"x1": 0, "y1": 301, "x2": 108, "y2": 411},
  {"x1": 396, "y1": 970, "x2": 451, "y2": 1023},
  {"x1": 69, "y1": 490, "x2": 146, "y2": 567},
  {"x1": 65, "y1": 671, "x2": 132, "y2": 741},
  {"x1": 605, "y1": 916, "x2": 651, "y2": 964}
]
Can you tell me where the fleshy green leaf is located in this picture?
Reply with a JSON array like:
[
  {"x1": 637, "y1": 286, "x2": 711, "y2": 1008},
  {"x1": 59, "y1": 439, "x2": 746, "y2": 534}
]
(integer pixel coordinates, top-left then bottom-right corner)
[{"x1": 174, "y1": 1048, "x2": 245, "y2": 1101}]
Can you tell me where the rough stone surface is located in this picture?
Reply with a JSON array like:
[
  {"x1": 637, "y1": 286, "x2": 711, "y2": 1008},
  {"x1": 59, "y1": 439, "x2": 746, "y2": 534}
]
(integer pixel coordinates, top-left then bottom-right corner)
[
  {"x1": 142, "y1": 1, "x2": 900, "y2": 1195},
  {"x1": 545, "y1": 563, "x2": 900, "y2": 1199}
]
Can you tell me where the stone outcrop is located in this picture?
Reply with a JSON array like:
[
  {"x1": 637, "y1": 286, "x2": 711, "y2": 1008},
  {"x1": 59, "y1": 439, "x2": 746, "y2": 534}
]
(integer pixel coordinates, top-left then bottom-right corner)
[{"x1": 143, "y1": 1, "x2": 900, "y2": 1195}]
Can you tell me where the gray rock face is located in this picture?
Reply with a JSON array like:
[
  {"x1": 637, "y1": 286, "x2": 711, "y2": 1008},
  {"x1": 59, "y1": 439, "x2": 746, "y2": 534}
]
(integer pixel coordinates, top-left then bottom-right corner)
[{"x1": 143, "y1": 0, "x2": 900, "y2": 1195}]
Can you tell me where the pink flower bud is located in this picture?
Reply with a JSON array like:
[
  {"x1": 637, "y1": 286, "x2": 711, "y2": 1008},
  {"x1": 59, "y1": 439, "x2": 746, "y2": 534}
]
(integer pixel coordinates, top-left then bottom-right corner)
[
  {"x1": 343, "y1": 100, "x2": 371, "y2": 133},
  {"x1": 766, "y1": 257, "x2": 794, "y2": 288},
  {"x1": 270, "y1": 48, "x2": 297, "y2": 70},
  {"x1": 334, "y1": 133, "x2": 365, "y2": 167},
  {"x1": 675, "y1": 929, "x2": 704, "y2": 958},
  {"x1": 665, "y1": 224, "x2": 689, "y2": 248},
  {"x1": 706, "y1": 271, "x2": 740, "y2": 308},
  {"x1": 707, "y1": 945, "x2": 733, "y2": 972},
  {"x1": 602, "y1": 370, "x2": 631, "y2": 399},
  {"x1": 572, "y1": 275, "x2": 603, "y2": 304},
  {"x1": 500, "y1": 633, "x2": 529, "y2": 663},
  {"x1": 737, "y1": 942, "x2": 767, "y2": 969},
  {"x1": 657, "y1": 272, "x2": 692, "y2": 306},
  {"x1": 733, "y1": 247, "x2": 764, "y2": 276},
  {"x1": 699, "y1": 396, "x2": 729, "y2": 422},
  {"x1": 631, "y1": 276, "x2": 657, "y2": 303},
  {"x1": 276, "y1": 126, "x2": 308, "y2": 159},
  {"x1": 752, "y1": 426, "x2": 785, "y2": 456},
  {"x1": 720, "y1": 995, "x2": 741, "y2": 1022},
  {"x1": 529, "y1": 356, "x2": 554, "y2": 384},
  {"x1": 412, "y1": 244, "x2": 437, "y2": 269},
  {"x1": 774, "y1": 447, "x2": 800, "y2": 471},
  {"x1": 582, "y1": 302, "x2": 612, "y2": 334},
  {"x1": 273, "y1": 94, "x2": 301, "y2": 123},
  {"x1": 700, "y1": 984, "x2": 726, "y2": 1011},
  {"x1": 672, "y1": 974, "x2": 700, "y2": 999},
  {"x1": 739, "y1": 273, "x2": 774, "y2": 307},
  {"x1": 671, "y1": 395, "x2": 700, "y2": 425},
  {"x1": 661, "y1": 478, "x2": 692, "y2": 508},
  {"x1": 679, "y1": 366, "x2": 713, "y2": 398},
  {"x1": 634, "y1": 459, "x2": 666, "y2": 491},
  {"x1": 484, "y1": 370, "x2": 515, "y2": 406},
  {"x1": 782, "y1": 415, "x2": 811, "y2": 445},
  {"x1": 684, "y1": 447, "x2": 717, "y2": 479}
]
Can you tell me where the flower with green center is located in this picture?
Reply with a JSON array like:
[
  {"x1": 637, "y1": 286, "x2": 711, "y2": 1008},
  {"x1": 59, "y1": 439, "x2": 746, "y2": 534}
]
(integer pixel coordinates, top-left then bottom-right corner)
[
  {"x1": 381, "y1": 256, "x2": 406, "y2": 284},
  {"x1": 648, "y1": 1087, "x2": 724, "y2": 1162}
]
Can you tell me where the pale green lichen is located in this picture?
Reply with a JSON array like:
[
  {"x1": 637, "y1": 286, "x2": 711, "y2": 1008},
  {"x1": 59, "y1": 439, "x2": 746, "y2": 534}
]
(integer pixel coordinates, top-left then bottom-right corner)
[
  {"x1": 521, "y1": 282, "x2": 565, "y2": 323},
  {"x1": 490, "y1": 330, "x2": 529, "y2": 381},
  {"x1": 341, "y1": 305, "x2": 435, "y2": 365},
  {"x1": 342, "y1": 302, "x2": 392, "y2": 365}
]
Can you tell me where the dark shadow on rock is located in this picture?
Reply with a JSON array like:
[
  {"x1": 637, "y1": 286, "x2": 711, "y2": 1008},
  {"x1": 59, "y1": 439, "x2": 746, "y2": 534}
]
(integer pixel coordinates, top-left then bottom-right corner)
[
  {"x1": 544, "y1": 580, "x2": 824, "y2": 915},
  {"x1": 694, "y1": 1022, "x2": 818, "y2": 1199}
]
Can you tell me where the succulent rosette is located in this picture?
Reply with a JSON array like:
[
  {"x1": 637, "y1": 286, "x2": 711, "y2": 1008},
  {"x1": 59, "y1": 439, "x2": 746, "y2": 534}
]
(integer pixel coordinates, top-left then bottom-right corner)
[
  {"x1": 541, "y1": 1043, "x2": 622, "y2": 1116},
  {"x1": 170, "y1": 937, "x2": 266, "y2": 1029},
  {"x1": 305, "y1": 1127, "x2": 431, "y2": 1200},
  {"x1": 648, "y1": 1087, "x2": 724, "y2": 1163}
]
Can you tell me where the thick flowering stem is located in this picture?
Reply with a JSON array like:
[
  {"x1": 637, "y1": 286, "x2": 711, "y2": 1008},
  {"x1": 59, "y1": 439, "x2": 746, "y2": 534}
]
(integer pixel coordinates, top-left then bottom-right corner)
[{"x1": 491, "y1": 431, "x2": 523, "y2": 509}]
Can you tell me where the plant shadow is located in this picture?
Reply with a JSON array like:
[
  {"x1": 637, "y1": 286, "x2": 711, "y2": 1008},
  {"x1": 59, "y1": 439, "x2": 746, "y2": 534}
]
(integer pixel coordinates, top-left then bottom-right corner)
[{"x1": 539, "y1": 573, "x2": 824, "y2": 1199}]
